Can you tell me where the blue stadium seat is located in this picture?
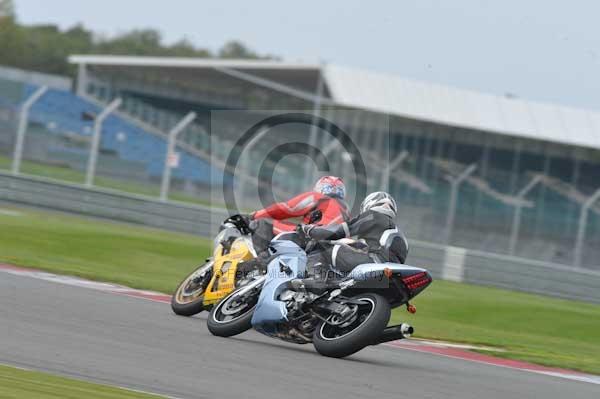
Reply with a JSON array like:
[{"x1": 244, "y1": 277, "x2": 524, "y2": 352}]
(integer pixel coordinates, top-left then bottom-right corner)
[{"x1": 20, "y1": 84, "x2": 222, "y2": 185}]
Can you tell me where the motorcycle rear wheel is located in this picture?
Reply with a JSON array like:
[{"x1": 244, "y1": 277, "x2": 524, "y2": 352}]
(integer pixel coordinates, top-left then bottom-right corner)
[{"x1": 313, "y1": 293, "x2": 390, "y2": 358}]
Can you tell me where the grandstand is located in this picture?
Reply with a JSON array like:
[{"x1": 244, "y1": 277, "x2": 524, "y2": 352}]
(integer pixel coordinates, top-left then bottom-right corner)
[
  {"x1": 0, "y1": 65, "x2": 223, "y2": 198},
  {"x1": 1, "y1": 56, "x2": 600, "y2": 269}
]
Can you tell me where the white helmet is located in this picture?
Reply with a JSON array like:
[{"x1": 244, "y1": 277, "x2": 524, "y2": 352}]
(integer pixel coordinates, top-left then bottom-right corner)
[{"x1": 360, "y1": 191, "x2": 397, "y2": 218}]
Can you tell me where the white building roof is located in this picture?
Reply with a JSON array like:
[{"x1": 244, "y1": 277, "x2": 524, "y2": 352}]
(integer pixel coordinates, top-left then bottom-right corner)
[
  {"x1": 324, "y1": 64, "x2": 600, "y2": 150},
  {"x1": 69, "y1": 55, "x2": 600, "y2": 151},
  {"x1": 68, "y1": 55, "x2": 317, "y2": 70}
]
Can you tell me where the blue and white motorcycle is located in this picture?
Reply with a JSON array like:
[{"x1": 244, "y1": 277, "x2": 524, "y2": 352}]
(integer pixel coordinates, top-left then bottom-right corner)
[{"x1": 207, "y1": 237, "x2": 432, "y2": 358}]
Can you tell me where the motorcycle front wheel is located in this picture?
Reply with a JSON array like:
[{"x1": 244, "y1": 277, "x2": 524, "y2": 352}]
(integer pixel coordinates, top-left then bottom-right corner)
[
  {"x1": 313, "y1": 293, "x2": 390, "y2": 358},
  {"x1": 207, "y1": 282, "x2": 261, "y2": 337},
  {"x1": 171, "y1": 261, "x2": 214, "y2": 316}
]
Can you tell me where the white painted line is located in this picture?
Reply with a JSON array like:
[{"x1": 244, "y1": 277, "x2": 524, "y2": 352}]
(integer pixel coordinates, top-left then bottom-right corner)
[
  {"x1": 0, "y1": 264, "x2": 170, "y2": 303},
  {"x1": 386, "y1": 340, "x2": 600, "y2": 386},
  {"x1": 408, "y1": 338, "x2": 505, "y2": 352},
  {"x1": 0, "y1": 362, "x2": 32, "y2": 372},
  {"x1": 0, "y1": 209, "x2": 22, "y2": 216},
  {"x1": 538, "y1": 371, "x2": 600, "y2": 385},
  {"x1": 0, "y1": 361, "x2": 182, "y2": 399},
  {"x1": 2, "y1": 263, "x2": 599, "y2": 386}
]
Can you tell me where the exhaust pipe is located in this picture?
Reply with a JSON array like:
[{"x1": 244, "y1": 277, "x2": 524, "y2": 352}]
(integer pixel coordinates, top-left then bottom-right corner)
[{"x1": 374, "y1": 323, "x2": 414, "y2": 345}]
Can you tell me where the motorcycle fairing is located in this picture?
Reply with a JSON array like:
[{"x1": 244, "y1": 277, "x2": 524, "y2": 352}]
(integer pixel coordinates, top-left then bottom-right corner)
[
  {"x1": 347, "y1": 263, "x2": 428, "y2": 281},
  {"x1": 203, "y1": 235, "x2": 255, "y2": 305},
  {"x1": 251, "y1": 240, "x2": 307, "y2": 335}
]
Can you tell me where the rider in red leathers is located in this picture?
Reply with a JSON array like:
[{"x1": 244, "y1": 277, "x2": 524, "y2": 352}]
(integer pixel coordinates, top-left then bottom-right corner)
[{"x1": 249, "y1": 176, "x2": 349, "y2": 254}]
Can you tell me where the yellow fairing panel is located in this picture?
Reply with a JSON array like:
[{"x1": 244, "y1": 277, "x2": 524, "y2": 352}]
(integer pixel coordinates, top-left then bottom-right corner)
[{"x1": 203, "y1": 238, "x2": 254, "y2": 305}]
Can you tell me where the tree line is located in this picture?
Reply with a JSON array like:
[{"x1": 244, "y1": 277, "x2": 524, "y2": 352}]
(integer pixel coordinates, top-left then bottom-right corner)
[{"x1": 0, "y1": 0, "x2": 276, "y2": 77}]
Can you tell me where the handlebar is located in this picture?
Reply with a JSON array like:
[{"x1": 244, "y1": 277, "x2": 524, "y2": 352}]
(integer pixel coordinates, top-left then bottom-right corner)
[{"x1": 223, "y1": 214, "x2": 253, "y2": 235}]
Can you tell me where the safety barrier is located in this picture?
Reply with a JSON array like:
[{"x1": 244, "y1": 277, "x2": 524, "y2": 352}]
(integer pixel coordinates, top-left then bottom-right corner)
[
  {"x1": 0, "y1": 171, "x2": 226, "y2": 235},
  {"x1": 408, "y1": 240, "x2": 600, "y2": 303},
  {"x1": 2, "y1": 171, "x2": 600, "y2": 303}
]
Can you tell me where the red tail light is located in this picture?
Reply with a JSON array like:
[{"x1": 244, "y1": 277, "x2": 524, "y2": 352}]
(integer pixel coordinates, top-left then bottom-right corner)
[{"x1": 402, "y1": 272, "x2": 431, "y2": 291}]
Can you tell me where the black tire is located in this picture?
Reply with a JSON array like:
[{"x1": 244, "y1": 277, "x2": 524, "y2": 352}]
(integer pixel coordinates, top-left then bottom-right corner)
[
  {"x1": 171, "y1": 262, "x2": 213, "y2": 316},
  {"x1": 207, "y1": 286, "x2": 258, "y2": 337},
  {"x1": 313, "y1": 293, "x2": 390, "y2": 358}
]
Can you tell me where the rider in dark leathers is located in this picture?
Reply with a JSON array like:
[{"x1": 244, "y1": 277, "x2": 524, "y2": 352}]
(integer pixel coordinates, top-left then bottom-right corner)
[{"x1": 300, "y1": 192, "x2": 409, "y2": 275}]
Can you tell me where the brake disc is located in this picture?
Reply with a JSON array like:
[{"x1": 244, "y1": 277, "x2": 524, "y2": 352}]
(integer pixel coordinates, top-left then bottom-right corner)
[
  {"x1": 326, "y1": 304, "x2": 358, "y2": 326},
  {"x1": 220, "y1": 296, "x2": 248, "y2": 315}
]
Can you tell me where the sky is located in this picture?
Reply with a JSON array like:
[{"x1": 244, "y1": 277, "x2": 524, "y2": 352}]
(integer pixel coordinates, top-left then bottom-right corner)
[{"x1": 13, "y1": 0, "x2": 600, "y2": 111}]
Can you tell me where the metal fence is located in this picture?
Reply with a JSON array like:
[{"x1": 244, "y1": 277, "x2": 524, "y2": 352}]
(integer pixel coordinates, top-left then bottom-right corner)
[
  {"x1": 2, "y1": 171, "x2": 600, "y2": 304},
  {"x1": 2, "y1": 74, "x2": 600, "y2": 271},
  {"x1": 82, "y1": 64, "x2": 600, "y2": 269}
]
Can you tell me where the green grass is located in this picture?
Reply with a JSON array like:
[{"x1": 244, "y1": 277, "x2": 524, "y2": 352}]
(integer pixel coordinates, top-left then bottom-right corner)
[
  {"x1": 0, "y1": 155, "x2": 213, "y2": 207},
  {"x1": 0, "y1": 364, "x2": 164, "y2": 399},
  {"x1": 1, "y1": 205, "x2": 600, "y2": 374},
  {"x1": 0, "y1": 205, "x2": 210, "y2": 293},
  {"x1": 390, "y1": 281, "x2": 600, "y2": 374}
]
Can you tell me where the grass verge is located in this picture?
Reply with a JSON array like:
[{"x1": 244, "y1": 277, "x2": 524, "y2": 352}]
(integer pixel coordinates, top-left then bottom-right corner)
[
  {"x1": 390, "y1": 280, "x2": 600, "y2": 374},
  {"x1": 0, "y1": 364, "x2": 164, "y2": 399},
  {"x1": 0, "y1": 204, "x2": 209, "y2": 293},
  {"x1": 1, "y1": 205, "x2": 599, "y2": 374}
]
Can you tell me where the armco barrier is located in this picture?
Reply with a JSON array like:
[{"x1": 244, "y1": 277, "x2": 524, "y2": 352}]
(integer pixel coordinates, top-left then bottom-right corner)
[
  {"x1": 408, "y1": 241, "x2": 600, "y2": 303},
  {"x1": 0, "y1": 171, "x2": 226, "y2": 235},
  {"x1": 2, "y1": 171, "x2": 600, "y2": 303}
]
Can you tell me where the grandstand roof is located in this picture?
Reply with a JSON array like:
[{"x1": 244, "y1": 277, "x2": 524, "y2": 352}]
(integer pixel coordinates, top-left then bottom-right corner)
[
  {"x1": 69, "y1": 55, "x2": 318, "y2": 70},
  {"x1": 69, "y1": 55, "x2": 600, "y2": 151}
]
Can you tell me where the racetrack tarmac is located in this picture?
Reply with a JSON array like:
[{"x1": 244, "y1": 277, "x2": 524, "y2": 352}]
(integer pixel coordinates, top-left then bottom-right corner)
[{"x1": 1, "y1": 272, "x2": 598, "y2": 399}]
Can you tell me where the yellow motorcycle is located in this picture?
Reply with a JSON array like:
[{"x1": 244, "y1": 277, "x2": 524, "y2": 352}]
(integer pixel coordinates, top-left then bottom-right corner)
[{"x1": 171, "y1": 215, "x2": 260, "y2": 316}]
